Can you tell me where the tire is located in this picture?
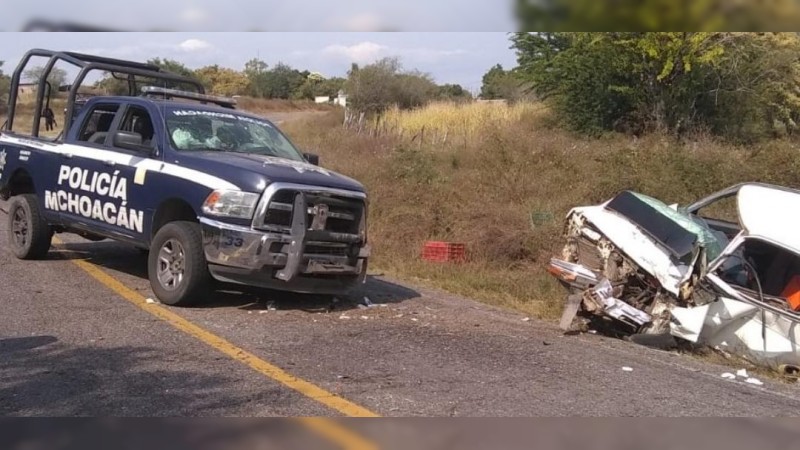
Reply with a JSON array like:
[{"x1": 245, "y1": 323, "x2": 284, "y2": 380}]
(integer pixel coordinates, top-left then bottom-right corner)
[
  {"x1": 7, "y1": 194, "x2": 52, "y2": 260},
  {"x1": 147, "y1": 221, "x2": 210, "y2": 306}
]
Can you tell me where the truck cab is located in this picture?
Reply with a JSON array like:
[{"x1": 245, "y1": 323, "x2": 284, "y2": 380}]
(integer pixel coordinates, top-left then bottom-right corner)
[{"x1": 0, "y1": 49, "x2": 370, "y2": 306}]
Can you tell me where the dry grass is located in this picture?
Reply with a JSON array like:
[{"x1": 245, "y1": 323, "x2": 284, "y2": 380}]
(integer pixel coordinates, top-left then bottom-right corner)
[
  {"x1": 379, "y1": 101, "x2": 547, "y2": 144},
  {"x1": 278, "y1": 102, "x2": 800, "y2": 319},
  {"x1": 1, "y1": 97, "x2": 67, "y2": 139},
  {"x1": 235, "y1": 97, "x2": 335, "y2": 115}
]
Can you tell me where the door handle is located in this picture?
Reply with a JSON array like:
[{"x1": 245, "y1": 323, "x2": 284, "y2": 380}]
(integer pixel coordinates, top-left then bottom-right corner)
[
  {"x1": 103, "y1": 160, "x2": 116, "y2": 167},
  {"x1": 61, "y1": 153, "x2": 73, "y2": 159}
]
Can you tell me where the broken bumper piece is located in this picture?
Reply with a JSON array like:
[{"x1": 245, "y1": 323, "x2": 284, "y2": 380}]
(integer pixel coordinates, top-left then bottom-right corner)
[
  {"x1": 548, "y1": 258, "x2": 599, "y2": 289},
  {"x1": 199, "y1": 212, "x2": 369, "y2": 295},
  {"x1": 583, "y1": 279, "x2": 652, "y2": 328}
]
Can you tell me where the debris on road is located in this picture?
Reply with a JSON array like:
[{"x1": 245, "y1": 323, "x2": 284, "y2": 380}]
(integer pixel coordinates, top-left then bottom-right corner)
[
  {"x1": 736, "y1": 369, "x2": 749, "y2": 378},
  {"x1": 145, "y1": 298, "x2": 157, "y2": 304},
  {"x1": 745, "y1": 377, "x2": 764, "y2": 386},
  {"x1": 622, "y1": 366, "x2": 633, "y2": 372},
  {"x1": 339, "y1": 314, "x2": 351, "y2": 320},
  {"x1": 522, "y1": 317, "x2": 531, "y2": 322},
  {"x1": 721, "y1": 373, "x2": 736, "y2": 380},
  {"x1": 549, "y1": 183, "x2": 800, "y2": 372}
]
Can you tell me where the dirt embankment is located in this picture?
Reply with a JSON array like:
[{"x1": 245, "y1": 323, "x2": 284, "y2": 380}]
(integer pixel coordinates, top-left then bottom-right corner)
[{"x1": 277, "y1": 102, "x2": 800, "y2": 320}]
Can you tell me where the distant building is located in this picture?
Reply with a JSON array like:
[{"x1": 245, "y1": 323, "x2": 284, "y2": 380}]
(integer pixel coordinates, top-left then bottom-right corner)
[
  {"x1": 314, "y1": 90, "x2": 348, "y2": 107},
  {"x1": 333, "y1": 90, "x2": 347, "y2": 108},
  {"x1": 17, "y1": 83, "x2": 36, "y2": 95}
]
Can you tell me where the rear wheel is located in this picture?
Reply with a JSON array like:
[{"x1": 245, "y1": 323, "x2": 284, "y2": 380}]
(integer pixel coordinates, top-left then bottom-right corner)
[
  {"x1": 7, "y1": 194, "x2": 52, "y2": 260},
  {"x1": 148, "y1": 221, "x2": 210, "y2": 306}
]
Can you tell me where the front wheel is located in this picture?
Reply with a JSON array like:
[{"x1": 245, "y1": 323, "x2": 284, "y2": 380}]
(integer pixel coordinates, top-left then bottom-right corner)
[
  {"x1": 7, "y1": 194, "x2": 52, "y2": 260},
  {"x1": 148, "y1": 221, "x2": 210, "y2": 306}
]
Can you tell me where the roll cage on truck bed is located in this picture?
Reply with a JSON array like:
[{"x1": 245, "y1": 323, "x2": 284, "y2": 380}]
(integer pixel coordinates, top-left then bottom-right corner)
[
  {"x1": 5, "y1": 48, "x2": 225, "y2": 136},
  {"x1": 0, "y1": 49, "x2": 370, "y2": 306}
]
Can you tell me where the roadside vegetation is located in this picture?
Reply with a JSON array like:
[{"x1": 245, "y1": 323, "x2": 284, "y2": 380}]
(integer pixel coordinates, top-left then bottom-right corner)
[{"x1": 282, "y1": 99, "x2": 800, "y2": 319}]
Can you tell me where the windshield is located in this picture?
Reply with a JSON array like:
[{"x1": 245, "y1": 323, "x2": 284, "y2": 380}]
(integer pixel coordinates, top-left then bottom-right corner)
[{"x1": 165, "y1": 108, "x2": 304, "y2": 161}]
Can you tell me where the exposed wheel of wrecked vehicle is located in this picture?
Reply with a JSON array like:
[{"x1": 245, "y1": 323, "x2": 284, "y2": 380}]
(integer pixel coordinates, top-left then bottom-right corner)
[
  {"x1": 7, "y1": 194, "x2": 52, "y2": 260},
  {"x1": 148, "y1": 221, "x2": 210, "y2": 306}
]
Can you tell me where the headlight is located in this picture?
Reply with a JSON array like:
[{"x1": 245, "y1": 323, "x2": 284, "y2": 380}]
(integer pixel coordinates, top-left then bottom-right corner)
[{"x1": 202, "y1": 190, "x2": 260, "y2": 219}]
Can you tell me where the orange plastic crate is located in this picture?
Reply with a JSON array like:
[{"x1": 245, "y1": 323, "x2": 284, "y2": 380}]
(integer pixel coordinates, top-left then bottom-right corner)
[{"x1": 422, "y1": 241, "x2": 466, "y2": 263}]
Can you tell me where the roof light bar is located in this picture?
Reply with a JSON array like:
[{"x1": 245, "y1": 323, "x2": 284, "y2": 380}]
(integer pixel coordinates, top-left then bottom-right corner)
[{"x1": 141, "y1": 86, "x2": 237, "y2": 109}]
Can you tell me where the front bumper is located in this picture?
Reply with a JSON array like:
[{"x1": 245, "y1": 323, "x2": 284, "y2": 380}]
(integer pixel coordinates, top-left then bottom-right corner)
[{"x1": 200, "y1": 215, "x2": 370, "y2": 295}]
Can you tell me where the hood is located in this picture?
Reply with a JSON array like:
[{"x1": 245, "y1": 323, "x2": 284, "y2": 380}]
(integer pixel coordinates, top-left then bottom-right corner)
[
  {"x1": 572, "y1": 205, "x2": 690, "y2": 296},
  {"x1": 569, "y1": 190, "x2": 725, "y2": 296},
  {"x1": 172, "y1": 151, "x2": 365, "y2": 194}
]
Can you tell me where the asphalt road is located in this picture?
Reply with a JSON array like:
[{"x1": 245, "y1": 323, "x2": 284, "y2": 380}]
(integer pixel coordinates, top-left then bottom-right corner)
[{"x1": 4, "y1": 200, "x2": 800, "y2": 424}]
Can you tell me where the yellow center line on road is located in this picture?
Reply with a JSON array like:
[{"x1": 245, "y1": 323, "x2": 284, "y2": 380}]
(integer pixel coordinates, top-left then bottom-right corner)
[{"x1": 51, "y1": 237, "x2": 380, "y2": 449}]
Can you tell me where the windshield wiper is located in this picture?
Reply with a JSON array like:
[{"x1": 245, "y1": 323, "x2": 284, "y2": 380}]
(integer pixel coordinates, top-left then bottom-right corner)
[{"x1": 188, "y1": 147, "x2": 248, "y2": 154}]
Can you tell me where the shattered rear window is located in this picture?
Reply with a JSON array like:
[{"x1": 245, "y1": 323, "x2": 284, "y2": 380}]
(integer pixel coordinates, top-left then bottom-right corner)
[{"x1": 619, "y1": 192, "x2": 724, "y2": 262}]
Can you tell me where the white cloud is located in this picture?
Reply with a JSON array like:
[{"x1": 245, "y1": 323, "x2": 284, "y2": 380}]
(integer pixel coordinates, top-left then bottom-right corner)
[
  {"x1": 178, "y1": 39, "x2": 213, "y2": 52},
  {"x1": 322, "y1": 42, "x2": 388, "y2": 64}
]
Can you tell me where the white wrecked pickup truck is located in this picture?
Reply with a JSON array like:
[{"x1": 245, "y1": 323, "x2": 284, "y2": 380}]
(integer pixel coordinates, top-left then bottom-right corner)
[{"x1": 548, "y1": 183, "x2": 800, "y2": 369}]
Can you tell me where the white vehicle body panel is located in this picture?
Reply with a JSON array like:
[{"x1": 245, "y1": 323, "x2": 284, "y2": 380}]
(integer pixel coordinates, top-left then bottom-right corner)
[
  {"x1": 570, "y1": 205, "x2": 688, "y2": 296},
  {"x1": 566, "y1": 183, "x2": 800, "y2": 369}
]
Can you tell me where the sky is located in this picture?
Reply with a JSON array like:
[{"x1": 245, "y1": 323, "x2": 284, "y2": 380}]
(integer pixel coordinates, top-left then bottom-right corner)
[
  {"x1": 0, "y1": 33, "x2": 519, "y2": 93},
  {"x1": 1, "y1": 1, "x2": 516, "y2": 31}
]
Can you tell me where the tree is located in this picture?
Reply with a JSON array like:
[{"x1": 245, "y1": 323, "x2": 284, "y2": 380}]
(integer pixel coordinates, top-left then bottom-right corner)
[
  {"x1": 513, "y1": 0, "x2": 800, "y2": 32},
  {"x1": 392, "y1": 71, "x2": 438, "y2": 109},
  {"x1": 243, "y1": 58, "x2": 269, "y2": 97},
  {"x1": 22, "y1": 65, "x2": 67, "y2": 90},
  {"x1": 244, "y1": 58, "x2": 268, "y2": 78},
  {"x1": 510, "y1": 32, "x2": 800, "y2": 140},
  {"x1": 262, "y1": 63, "x2": 306, "y2": 99},
  {"x1": 244, "y1": 61, "x2": 306, "y2": 99},
  {"x1": 194, "y1": 65, "x2": 249, "y2": 96},
  {"x1": 0, "y1": 61, "x2": 10, "y2": 113},
  {"x1": 317, "y1": 76, "x2": 346, "y2": 97},
  {"x1": 511, "y1": 32, "x2": 727, "y2": 135},
  {"x1": 147, "y1": 57, "x2": 194, "y2": 78},
  {"x1": 480, "y1": 64, "x2": 527, "y2": 101},
  {"x1": 437, "y1": 83, "x2": 472, "y2": 101}
]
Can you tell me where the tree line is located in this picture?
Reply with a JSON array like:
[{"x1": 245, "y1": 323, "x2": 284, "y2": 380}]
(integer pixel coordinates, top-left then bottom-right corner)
[
  {"x1": 3, "y1": 55, "x2": 475, "y2": 120},
  {"x1": 481, "y1": 32, "x2": 800, "y2": 142},
  {"x1": 85, "y1": 56, "x2": 473, "y2": 108}
]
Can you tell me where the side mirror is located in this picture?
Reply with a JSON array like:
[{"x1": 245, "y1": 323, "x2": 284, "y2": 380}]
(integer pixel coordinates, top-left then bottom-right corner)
[
  {"x1": 303, "y1": 152, "x2": 320, "y2": 166},
  {"x1": 112, "y1": 131, "x2": 151, "y2": 154}
]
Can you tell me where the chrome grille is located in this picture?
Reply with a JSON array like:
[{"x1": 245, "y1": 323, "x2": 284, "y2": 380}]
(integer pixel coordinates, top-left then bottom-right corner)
[{"x1": 253, "y1": 183, "x2": 366, "y2": 237}]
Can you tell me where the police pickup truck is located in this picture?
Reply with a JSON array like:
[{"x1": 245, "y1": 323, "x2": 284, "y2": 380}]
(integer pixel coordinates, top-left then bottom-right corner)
[{"x1": 0, "y1": 49, "x2": 369, "y2": 306}]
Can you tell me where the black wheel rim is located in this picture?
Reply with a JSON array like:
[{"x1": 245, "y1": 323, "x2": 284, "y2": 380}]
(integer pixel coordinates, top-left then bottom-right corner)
[{"x1": 11, "y1": 206, "x2": 29, "y2": 248}]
